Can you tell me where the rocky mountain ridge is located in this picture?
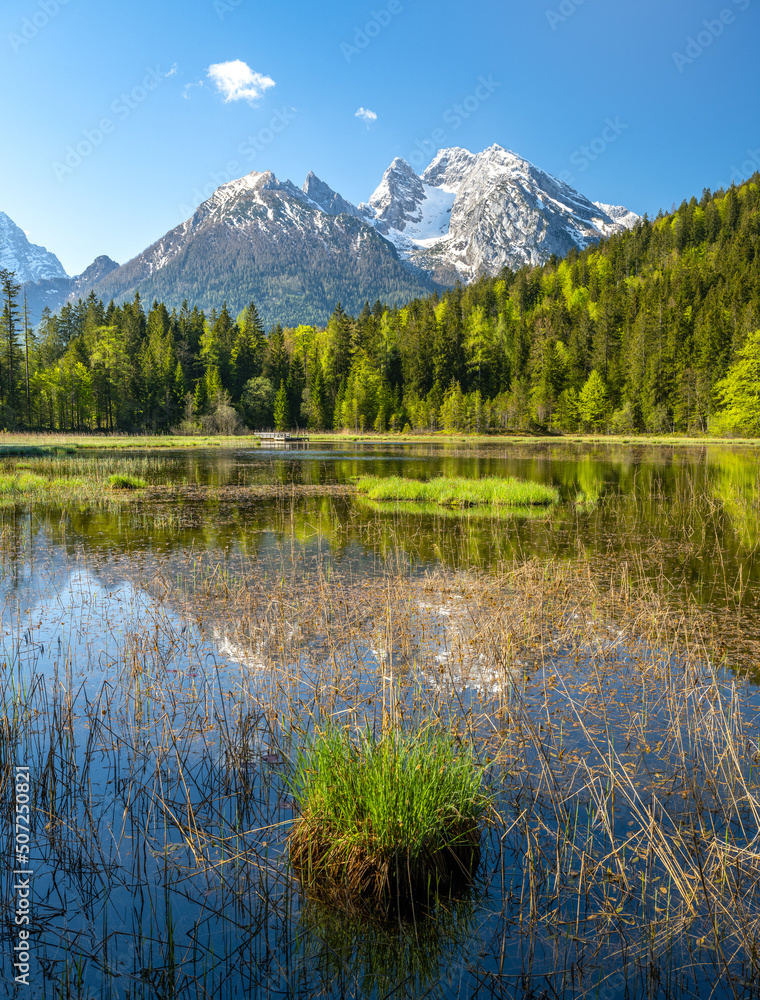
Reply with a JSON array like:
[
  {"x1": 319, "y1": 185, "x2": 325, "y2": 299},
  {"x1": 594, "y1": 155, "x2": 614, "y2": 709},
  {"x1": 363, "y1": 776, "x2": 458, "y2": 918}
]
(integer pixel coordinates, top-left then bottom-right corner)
[
  {"x1": 357, "y1": 145, "x2": 639, "y2": 283},
  {"x1": 8, "y1": 144, "x2": 639, "y2": 327},
  {"x1": 0, "y1": 212, "x2": 68, "y2": 283}
]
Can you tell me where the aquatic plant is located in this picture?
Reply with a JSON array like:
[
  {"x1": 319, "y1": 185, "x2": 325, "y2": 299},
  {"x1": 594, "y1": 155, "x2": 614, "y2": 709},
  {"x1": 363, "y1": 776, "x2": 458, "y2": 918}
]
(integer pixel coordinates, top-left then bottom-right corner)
[
  {"x1": 108, "y1": 473, "x2": 148, "y2": 489},
  {"x1": 355, "y1": 474, "x2": 559, "y2": 508},
  {"x1": 287, "y1": 724, "x2": 488, "y2": 915}
]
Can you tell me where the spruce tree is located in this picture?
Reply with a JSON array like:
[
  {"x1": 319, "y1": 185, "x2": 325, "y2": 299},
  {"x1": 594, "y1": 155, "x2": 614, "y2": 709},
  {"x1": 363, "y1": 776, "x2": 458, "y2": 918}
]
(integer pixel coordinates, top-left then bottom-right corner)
[
  {"x1": 0, "y1": 270, "x2": 22, "y2": 412},
  {"x1": 273, "y1": 379, "x2": 290, "y2": 431},
  {"x1": 231, "y1": 302, "x2": 265, "y2": 398}
]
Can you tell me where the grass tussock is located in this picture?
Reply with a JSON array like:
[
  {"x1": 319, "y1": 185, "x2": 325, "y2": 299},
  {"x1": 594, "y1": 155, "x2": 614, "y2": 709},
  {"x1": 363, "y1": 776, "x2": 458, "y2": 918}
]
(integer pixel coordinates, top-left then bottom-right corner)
[
  {"x1": 355, "y1": 474, "x2": 560, "y2": 508},
  {"x1": 108, "y1": 473, "x2": 148, "y2": 489},
  {"x1": 287, "y1": 725, "x2": 488, "y2": 914}
]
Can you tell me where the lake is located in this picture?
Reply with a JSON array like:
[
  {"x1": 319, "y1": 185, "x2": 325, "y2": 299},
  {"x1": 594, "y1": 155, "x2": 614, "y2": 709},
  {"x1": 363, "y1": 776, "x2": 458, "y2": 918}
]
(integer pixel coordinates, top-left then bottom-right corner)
[{"x1": 1, "y1": 439, "x2": 759, "y2": 999}]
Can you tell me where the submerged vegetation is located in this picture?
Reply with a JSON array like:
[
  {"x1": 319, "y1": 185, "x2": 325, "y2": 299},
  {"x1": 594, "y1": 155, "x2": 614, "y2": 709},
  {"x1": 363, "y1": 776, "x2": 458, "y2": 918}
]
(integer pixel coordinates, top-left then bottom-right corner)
[{"x1": 2, "y1": 529, "x2": 760, "y2": 997}]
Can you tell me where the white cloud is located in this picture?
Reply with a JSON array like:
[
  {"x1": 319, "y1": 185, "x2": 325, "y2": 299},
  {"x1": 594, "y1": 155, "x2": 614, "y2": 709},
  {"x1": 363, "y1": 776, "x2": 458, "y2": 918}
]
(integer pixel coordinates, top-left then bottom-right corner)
[
  {"x1": 208, "y1": 60, "x2": 276, "y2": 104},
  {"x1": 183, "y1": 80, "x2": 204, "y2": 100},
  {"x1": 355, "y1": 107, "x2": 378, "y2": 123},
  {"x1": 165, "y1": 64, "x2": 178, "y2": 78}
]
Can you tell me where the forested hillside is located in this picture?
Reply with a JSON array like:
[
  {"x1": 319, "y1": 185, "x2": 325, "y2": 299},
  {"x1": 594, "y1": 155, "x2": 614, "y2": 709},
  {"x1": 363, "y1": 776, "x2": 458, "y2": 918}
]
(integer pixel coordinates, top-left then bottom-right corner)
[{"x1": 1, "y1": 173, "x2": 758, "y2": 434}]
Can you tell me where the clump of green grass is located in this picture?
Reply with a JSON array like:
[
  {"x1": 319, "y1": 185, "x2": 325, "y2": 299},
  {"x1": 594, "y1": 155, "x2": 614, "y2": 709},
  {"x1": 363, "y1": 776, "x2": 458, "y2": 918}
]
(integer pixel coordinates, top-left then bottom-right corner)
[
  {"x1": 287, "y1": 725, "x2": 489, "y2": 915},
  {"x1": 0, "y1": 471, "x2": 52, "y2": 494},
  {"x1": 108, "y1": 474, "x2": 148, "y2": 489},
  {"x1": 355, "y1": 474, "x2": 559, "y2": 508}
]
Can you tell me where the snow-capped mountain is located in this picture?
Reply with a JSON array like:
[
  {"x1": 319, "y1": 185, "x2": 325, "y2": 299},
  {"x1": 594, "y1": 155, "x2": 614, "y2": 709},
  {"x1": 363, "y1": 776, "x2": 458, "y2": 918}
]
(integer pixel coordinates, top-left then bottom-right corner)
[
  {"x1": 85, "y1": 170, "x2": 437, "y2": 328},
  {"x1": 358, "y1": 145, "x2": 640, "y2": 283},
  {"x1": 593, "y1": 202, "x2": 640, "y2": 231},
  {"x1": 76, "y1": 144, "x2": 638, "y2": 326},
  {"x1": 0, "y1": 211, "x2": 68, "y2": 283}
]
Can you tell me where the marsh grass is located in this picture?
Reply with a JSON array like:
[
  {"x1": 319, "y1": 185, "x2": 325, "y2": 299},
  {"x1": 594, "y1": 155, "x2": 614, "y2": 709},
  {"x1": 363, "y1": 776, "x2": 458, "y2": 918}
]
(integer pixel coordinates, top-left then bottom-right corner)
[
  {"x1": 0, "y1": 444, "x2": 76, "y2": 457},
  {"x1": 287, "y1": 725, "x2": 488, "y2": 915},
  {"x1": 0, "y1": 453, "x2": 176, "y2": 507},
  {"x1": 108, "y1": 473, "x2": 148, "y2": 489},
  {"x1": 355, "y1": 474, "x2": 560, "y2": 508},
  {"x1": 3, "y1": 468, "x2": 760, "y2": 997}
]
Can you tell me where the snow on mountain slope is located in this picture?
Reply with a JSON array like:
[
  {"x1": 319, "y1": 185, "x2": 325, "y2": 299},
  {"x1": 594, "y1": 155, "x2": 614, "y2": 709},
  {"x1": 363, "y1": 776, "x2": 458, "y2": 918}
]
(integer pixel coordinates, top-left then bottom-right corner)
[
  {"x1": 360, "y1": 145, "x2": 640, "y2": 282},
  {"x1": 73, "y1": 145, "x2": 638, "y2": 327},
  {"x1": 302, "y1": 172, "x2": 362, "y2": 218},
  {"x1": 594, "y1": 202, "x2": 640, "y2": 231},
  {"x1": 0, "y1": 212, "x2": 68, "y2": 282},
  {"x1": 83, "y1": 169, "x2": 438, "y2": 328}
]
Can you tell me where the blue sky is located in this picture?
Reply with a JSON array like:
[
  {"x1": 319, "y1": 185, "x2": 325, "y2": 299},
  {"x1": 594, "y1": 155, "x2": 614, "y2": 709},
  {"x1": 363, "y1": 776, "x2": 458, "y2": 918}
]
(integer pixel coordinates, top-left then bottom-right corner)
[{"x1": 1, "y1": 0, "x2": 758, "y2": 276}]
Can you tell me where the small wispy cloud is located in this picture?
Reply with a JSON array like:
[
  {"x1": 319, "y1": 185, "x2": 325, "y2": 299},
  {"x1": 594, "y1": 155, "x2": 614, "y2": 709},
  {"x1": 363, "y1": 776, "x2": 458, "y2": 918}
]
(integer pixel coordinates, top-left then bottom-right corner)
[
  {"x1": 183, "y1": 80, "x2": 204, "y2": 100},
  {"x1": 355, "y1": 107, "x2": 378, "y2": 123},
  {"x1": 165, "y1": 64, "x2": 178, "y2": 78},
  {"x1": 208, "y1": 60, "x2": 276, "y2": 104}
]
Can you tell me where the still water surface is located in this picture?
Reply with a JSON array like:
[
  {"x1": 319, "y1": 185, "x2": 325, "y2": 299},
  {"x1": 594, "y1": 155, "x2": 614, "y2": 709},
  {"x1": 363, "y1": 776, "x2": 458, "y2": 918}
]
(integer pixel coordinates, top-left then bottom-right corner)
[{"x1": 1, "y1": 440, "x2": 759, "y2": 999}]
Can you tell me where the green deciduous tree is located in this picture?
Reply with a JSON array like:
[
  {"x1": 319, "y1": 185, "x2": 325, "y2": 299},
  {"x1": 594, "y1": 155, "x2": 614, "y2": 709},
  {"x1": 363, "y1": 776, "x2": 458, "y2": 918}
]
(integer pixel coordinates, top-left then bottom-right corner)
[
  {"x1": 713, "y1": 330, "x2": 760, "y2": 432},
  {"x1": 578, "y1": 370, "x2": 609, "y2": 431}
]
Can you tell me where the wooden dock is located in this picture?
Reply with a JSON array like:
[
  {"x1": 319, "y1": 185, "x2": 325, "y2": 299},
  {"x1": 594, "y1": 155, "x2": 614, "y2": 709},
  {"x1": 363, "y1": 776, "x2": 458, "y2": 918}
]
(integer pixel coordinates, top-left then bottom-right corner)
[{"x1": 254, "y1": 431, "x2": 310, "y2": 448}]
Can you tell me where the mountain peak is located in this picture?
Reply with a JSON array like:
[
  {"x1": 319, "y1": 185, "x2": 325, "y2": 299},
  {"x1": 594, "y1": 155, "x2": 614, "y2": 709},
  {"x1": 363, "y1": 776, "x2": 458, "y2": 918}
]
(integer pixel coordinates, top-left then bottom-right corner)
[
  {"x1": 76, "y1": 255, "x2": 120, "y2": 285},
  {"x1": 40, "y1": 142, "x2": 639, "y2": 329},
  {"x1": 302, "y1": 172, "x2": 360, "y2": 218},
  {"x1": 421, "y1": 147, "x2": 477, "y2": 190},
  {"x1": 365, "y1": 158, "x2": 426, "y2": 233},
  {"x1": 0, "y1": 212, "x2": 68, "y2": 283},
  {"x1": 362, "y1": 144, "x2": 640, "y2": 282}
]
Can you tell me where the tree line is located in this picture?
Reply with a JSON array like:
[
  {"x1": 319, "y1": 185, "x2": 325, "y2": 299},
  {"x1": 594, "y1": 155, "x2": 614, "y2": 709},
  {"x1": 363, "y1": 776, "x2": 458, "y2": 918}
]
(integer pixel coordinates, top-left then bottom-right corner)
[{"x1": 2, "y1": 171, "x2": 759, "y2": 435}]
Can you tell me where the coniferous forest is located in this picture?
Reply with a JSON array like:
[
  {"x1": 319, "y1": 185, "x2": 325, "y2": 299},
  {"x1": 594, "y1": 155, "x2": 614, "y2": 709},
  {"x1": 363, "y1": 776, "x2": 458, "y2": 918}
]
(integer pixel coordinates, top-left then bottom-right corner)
[{"x1": 2, "y1": 173, "x2": 759, "y2": 436}]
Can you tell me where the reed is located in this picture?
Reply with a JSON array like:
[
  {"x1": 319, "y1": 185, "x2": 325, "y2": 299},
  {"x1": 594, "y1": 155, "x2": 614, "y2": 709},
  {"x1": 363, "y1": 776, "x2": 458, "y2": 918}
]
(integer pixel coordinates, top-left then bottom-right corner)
[{"x1": 1, "y1": 457, "x2": 759, "y2": 998}]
